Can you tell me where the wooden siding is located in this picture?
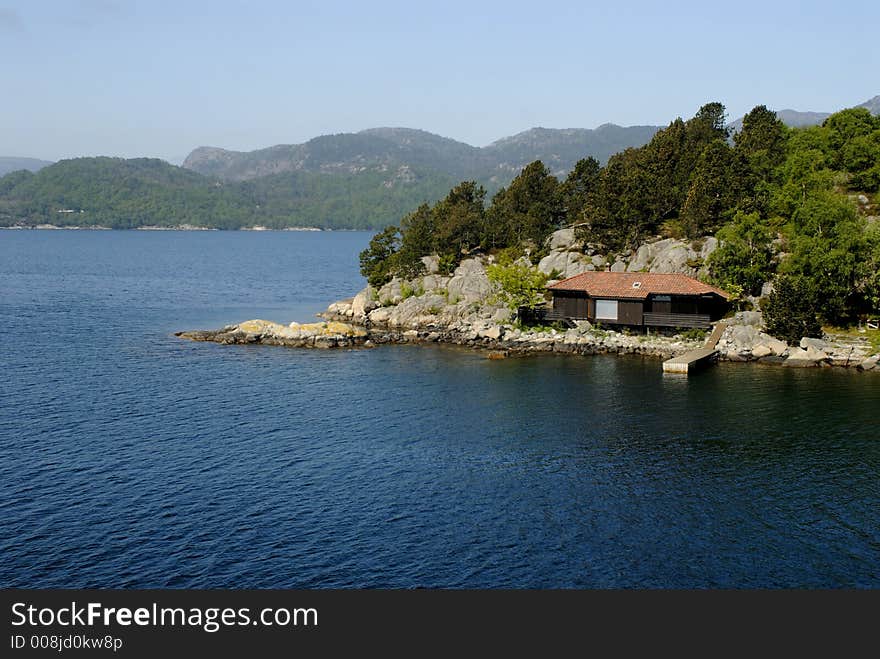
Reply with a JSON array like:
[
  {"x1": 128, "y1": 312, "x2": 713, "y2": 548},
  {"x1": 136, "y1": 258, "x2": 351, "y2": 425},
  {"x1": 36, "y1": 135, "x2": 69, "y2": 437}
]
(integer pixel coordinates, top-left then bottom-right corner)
[
  {"x1": 552, "y1": 291, "x2": 588, "y2": 319},
  {"x1": 644, "y1": 312, "x2": 712, "y2": 329},
  {"x1": 618, "y1": 300, "x2": 643, "y2": 325}
]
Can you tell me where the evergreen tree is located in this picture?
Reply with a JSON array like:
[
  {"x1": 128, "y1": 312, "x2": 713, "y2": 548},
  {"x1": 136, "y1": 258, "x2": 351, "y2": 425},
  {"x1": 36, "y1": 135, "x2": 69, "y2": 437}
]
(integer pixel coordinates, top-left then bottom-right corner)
[
  {"x1": 680, "y1": 139, "x2": 745, "y2": 236},
  {"x1": 734, "y1": 105, "x2": 788, "y2": 182},
  {"x1": 558, "y1": 156, "x2": 601, "y2": 225},
  {"x1": 484, "y1": 161, "x2": 563, "y2": 249},
  {"x1": 432, "y1": 181, "x2": 486, "y2": 261},
  {"x1": 359, "y1": 225, "x2": 401, "y2": 287},
  {"x1": 763, "y1": 275, "x2": 822, "y2": 345}
]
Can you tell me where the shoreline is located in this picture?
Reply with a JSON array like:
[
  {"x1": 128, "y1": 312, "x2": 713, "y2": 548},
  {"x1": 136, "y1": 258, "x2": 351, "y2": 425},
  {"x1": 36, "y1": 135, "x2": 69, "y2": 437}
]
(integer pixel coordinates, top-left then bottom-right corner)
[{"x1": 176, "y1": 317, "x2": 880, "y2": 372}]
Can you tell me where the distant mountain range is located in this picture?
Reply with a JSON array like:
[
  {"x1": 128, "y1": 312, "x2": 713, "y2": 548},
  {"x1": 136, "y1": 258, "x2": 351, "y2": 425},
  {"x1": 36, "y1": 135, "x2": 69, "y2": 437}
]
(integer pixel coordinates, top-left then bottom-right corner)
[
  {"x1": 2, "y1": 95, "x2": 876, "y2": 230},
  {"x1": 182, "y1": 124, "x2": 661, "y2": 185},
  {"x1": 728, "y1": 95, "x2": 880, "y2": 132},
  {"x1": 0, "y1": 157, "x2": 53, "y2": 177},
  {"x1": 185, "y1": 95, "x2": 880, "y2": 184}
]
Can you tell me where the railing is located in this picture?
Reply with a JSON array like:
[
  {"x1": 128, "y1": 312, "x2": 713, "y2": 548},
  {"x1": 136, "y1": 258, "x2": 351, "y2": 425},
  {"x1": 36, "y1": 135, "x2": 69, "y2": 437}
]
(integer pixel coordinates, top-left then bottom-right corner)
[{"x1": 643, "y1": 312, "x2": 712, "y2": 329}]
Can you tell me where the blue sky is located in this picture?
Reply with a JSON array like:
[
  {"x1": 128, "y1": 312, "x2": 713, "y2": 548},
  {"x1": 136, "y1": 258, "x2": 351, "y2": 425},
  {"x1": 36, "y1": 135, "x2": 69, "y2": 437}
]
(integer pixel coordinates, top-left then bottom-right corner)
[{"x1": 2, "y1": 0, "x2": 877, "y2": 162}]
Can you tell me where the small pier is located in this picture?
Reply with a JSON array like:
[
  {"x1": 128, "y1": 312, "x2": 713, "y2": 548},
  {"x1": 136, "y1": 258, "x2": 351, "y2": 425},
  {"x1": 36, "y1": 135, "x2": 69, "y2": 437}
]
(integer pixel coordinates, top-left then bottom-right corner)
[{"x1": 662, "y1": 320, "x2": 728, "y2": 374}]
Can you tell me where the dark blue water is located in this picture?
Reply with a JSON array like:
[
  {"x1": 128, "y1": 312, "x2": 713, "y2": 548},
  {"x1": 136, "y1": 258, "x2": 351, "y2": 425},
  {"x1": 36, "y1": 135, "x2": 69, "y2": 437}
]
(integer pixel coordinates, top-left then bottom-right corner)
[{"x1": 1, "y1": 231, "x2": 879, "y2": 588}]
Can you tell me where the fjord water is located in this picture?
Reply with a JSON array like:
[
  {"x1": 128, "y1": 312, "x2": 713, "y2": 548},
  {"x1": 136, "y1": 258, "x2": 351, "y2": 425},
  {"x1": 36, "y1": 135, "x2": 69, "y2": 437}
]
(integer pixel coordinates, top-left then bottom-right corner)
[{"x1": 1, "y1": 231, "x2": 878, "y2": 588}]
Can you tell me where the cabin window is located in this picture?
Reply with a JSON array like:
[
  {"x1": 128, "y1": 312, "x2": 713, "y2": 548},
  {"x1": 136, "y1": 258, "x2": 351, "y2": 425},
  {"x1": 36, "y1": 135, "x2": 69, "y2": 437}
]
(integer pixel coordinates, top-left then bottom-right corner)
[{"x1": 595, "y1": 299, "x2": 618, "y2": 321}]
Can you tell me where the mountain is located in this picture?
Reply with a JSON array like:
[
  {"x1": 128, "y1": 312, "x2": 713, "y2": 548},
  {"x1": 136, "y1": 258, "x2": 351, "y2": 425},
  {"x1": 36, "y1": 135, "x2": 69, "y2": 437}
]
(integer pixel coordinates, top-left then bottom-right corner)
[
  {"x1": 182, "y1": 124, "x2": 662, "y2": 187},
  {"x1": 859, "y1": 94, "x2": 880, "y2": 115},
  {"x1": 728, "y1": 94, "x2": 879, "y2": 132},
  {"x1": 0, "y1": 157, "x2": 53, "y2": 177}
]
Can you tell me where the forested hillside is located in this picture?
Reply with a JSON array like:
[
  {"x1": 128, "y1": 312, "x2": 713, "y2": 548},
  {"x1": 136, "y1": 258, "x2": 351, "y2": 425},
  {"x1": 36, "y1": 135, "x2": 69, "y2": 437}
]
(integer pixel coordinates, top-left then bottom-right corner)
[{"x1": 0, "y1": 158, "x2": 455, "y2": 230}]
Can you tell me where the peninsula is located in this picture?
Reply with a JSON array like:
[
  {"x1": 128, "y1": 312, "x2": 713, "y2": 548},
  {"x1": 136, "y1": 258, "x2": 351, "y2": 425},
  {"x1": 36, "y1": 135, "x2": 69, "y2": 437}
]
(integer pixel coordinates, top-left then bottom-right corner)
[{"x1": 179, "y1": 101, "x2": 879, "y2": 371}]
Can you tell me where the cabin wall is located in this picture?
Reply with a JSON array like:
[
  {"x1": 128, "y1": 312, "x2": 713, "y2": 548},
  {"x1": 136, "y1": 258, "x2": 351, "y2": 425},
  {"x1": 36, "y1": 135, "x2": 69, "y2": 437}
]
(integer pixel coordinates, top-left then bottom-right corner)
[
  {"x1": 552, "y1": 291, "x2": 588, "y2": 319},
  {"x1": 617, "y1": 300, "x2": 644, "y2": 325}
]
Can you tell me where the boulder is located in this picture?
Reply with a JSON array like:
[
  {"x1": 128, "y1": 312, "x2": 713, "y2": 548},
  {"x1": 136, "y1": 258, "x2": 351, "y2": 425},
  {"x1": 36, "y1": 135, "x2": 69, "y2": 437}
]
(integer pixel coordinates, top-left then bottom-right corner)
[
  {"x1": 757, "y1": 334, "x2": 788, "y2": 356},
  {"x1": 804, "y1": 345, "x2": 829, "y2": 361},
  {"x1": 421, "y1": 274, "x2": 449, "y2": 292},
  {"x1": 421, "y1": 254, "x2": 440, "y2": 274},
  {"x1": 699, "y1": 237, "x2": 718, "y2": 259},
  {"x1": 538, "y1": 250, "x2": 593, "y2": 278},
  {"x1": 627, "y1": 238, "x2": 678, "y2": 273},
  {"x1": 784, "y1": 347, "x2": 818, "y2": 366},
  {"x1": 378, "y1": 277, "x2": 403, "y2": 305},
  {"x1": 447, "y1": 258, "x2": 493, "y2": 303},
  {"x1": 368, "y1": 307, "x2": 393, "y2": 324},
  {"x1": 733, "y1": 311, "x2": 764, "y2": 327},
  {"x1": 800, "y1": 337, "x2": 828, "y2": 350},
  {"x1": 625, "y1": 237, "x2": 715, "y2": 276},
  {"x1": 751, "y1": 344, "x2": 773, "y2": 358},
  {"x1": 491, "y1": 307, "x2": 513, "y2": 324},
  {"x1": 385, "y1": 293, "x2": 447, "y2": 329},
  {"x1": 858, "y1": 355, "x2": 879, "y2": 371},
  {"x1": 547, "y1": 228, "x2": 582, "y2": 251},
  {"x1": 351, "y1": 286, "x2": 378, "y2": 318},
  {"x1": 610, "y1": 260, "x2": 627, "y2": 272},
  {"x1": 477, "y1": 325, "x2": 503, "y2": 340}
]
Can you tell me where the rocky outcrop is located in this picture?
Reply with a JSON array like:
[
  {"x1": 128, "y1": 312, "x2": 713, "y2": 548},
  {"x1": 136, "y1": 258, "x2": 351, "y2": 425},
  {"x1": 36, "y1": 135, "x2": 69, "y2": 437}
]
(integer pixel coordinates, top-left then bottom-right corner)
[
  {"x1": 714, "y1": 313, "x2": 877, "y2": 369},
  {"x1": 176, "y1": 319, "x2": 368, "y2": 349},
  {"x1": 537, "y1": 229, "x2": 718, "y2": 281},
  {"x1": 626, "y1": 237, "x2": 717, "y2": 276}
]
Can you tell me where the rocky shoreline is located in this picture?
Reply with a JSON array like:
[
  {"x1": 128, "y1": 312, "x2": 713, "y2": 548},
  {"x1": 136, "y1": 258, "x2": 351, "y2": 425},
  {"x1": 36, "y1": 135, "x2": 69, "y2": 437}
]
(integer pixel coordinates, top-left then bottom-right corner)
[{"x1": 176, "y1": 230, "x2": 880, "y2": 372}]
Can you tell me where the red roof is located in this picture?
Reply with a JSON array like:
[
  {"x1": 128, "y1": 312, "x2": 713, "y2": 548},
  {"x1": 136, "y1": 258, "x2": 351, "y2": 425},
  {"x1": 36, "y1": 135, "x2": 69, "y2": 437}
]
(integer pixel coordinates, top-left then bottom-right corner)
[{"x1": 547, "y1": 271, "x2": 729, "y2": 300}]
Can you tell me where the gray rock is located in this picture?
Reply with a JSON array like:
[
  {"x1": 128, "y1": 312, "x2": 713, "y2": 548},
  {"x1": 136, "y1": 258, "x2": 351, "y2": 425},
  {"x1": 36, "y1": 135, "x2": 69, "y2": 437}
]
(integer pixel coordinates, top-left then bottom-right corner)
[
  {"x1": 760, "y1": 281, "x2": 775, "y2": 298},
  {"x1": 421, "y1": 274, "x2": 449, "y2": 292},
  {"x1": 385, "y1": 293, "x2": 447, "y2": 329},
  {"x1": 800, "y1": 337, "x2": 828, "y2": 350},
  {"x1": 378, "y1": 277, "x2": 403, "y2": 305},
  {"x1": 610, "y1": 260, "x2": 627, "y2": 272},
  {"x1": 478, "y1": 325, "x2": 503, "y2": 340},
  {"x1": 547, "y1": 228, "x2": 582, "y2": 251},
  {"x1": 751, "y1": 344, "x2": 773, "y2": 358},
  {"x1": 784, "y1": 347, "x2": 818, "y2": 366},
  {"x1": 859, "y1": 355, "x2": 879, "y2": 371},
  {"x1": 733, "y1": 311, "x2": 764, "y2": 327},
  {"x1": 447, "y1": 258, "x2": 493, "y2": 303},
  {"x1": 368, "y1": 307, "x2": 392, "y2": 324},
  {"x1": 759, "y1": 334, "x2": 788, "y2": 356},
  {"x1": 421, "y1": 254, "x2": 440, "y2": 274},
  {"x1": 351, "y1": 286, "x2": 377, "y2": 318},
  {"x1": 699, "y1": 237, "x2": 718, "y2": 259},
  {"x1": 625, "y1": 236, "x2": 714, "y2": 276},
  {"x1": 538, "y1": 250, "x2": 592, "y2": 278}
]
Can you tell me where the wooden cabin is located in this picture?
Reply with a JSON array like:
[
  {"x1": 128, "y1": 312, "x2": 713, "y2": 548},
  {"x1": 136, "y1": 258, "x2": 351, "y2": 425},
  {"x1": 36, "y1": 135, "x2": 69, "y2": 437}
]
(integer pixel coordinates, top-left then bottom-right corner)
[{"x1": 546, "y1": 272, "x2": 729, "y2": 329}]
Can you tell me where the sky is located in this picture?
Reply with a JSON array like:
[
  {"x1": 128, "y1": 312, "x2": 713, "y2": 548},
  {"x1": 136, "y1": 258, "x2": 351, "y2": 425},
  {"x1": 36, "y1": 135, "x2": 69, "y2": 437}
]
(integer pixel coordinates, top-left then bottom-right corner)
[{"x1": 1, "y1": 0, "x2": 878, "y2": 163}]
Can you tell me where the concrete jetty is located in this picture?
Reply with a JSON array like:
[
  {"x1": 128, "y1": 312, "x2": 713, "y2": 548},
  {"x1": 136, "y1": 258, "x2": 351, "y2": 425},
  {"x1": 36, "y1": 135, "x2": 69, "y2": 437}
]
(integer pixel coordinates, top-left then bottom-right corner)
[{"x1": 662, "y1": 320, "x2": 729, "y2": 374}]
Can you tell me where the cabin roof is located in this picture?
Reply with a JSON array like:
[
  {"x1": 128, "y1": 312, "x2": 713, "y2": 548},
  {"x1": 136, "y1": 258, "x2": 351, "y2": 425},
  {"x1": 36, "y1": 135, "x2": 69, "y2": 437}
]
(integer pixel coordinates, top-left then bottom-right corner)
[{"x1": 547, "y1": 271, "x2": 730, "y2": 300}]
